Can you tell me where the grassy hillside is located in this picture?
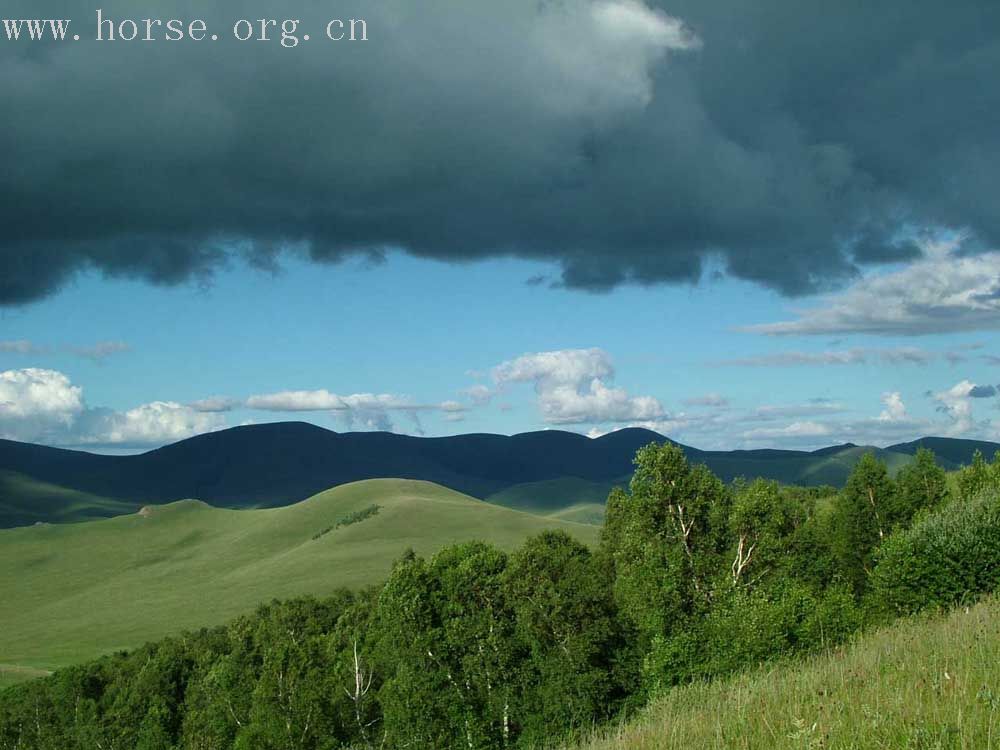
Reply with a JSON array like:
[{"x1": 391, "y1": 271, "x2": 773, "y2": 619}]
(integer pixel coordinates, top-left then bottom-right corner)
[
  {"x1": 0, "y1": 479, "x2": 598, "y2": 678},
  {"x1": 574, "y1": 597, "x2": 1000, "y2": 750},
  {"x1": 486, "y1": 476, "x2": 626, "y2": 522},
  {"x1": 0, "y1": 470, "x2": 136, "y2": 527},
  {"x1": 547, "y1": 502, "x2": 608, "y2": 525}
]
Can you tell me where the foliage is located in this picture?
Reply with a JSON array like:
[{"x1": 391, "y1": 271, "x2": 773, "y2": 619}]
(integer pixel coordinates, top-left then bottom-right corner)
[
  {"x1": 871, "y1": 492, "x2": 1000, "y2": 615},
  {"x1": 602, "y1": 444, "x2": 728, "y2": 649},
  {"x1": 893, "y1": 447, "x2": 948, "y2": 525},
  {"x1": 829, "y1": 452, "x2": 895, "y2": 596},
  {"x1": 955, "y1": 448, "x2": 1000, "y2": 501},
  {"x1": 337, "y1": 504, "x2": 381, "y2": 529},
  {"x1": 312, "y1": 504, "x2": 382, "y2": 540}
]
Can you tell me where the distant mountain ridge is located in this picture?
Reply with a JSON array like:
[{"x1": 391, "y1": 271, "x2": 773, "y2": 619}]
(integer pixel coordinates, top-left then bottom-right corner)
[{"x1": 0, "y1": 422, "x2": 995, "y2": 527}]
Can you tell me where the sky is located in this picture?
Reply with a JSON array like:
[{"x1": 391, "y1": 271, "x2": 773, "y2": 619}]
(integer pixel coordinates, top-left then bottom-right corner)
[{"x1": 2, "y1": 0, "x2": 1000, "y2": 452}]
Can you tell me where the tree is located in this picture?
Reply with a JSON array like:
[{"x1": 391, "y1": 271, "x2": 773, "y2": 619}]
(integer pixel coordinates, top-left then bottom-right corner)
[
  {"x1": 503, "y1": 531, "x2": 623, "y2": 746},
  {"x1": 601, "y1": 443, "x2": 728, "y2": 649},
  {"x1": 956, "y1": 449, "x2": 1000, "y2": 501},
  {"x1": 375, "y1": 543, "x2": 518, "y2": 750},
  {"x1": 727, "y1": 479, "x2": 793, "y2": 588},
  {"x1": 831, "y1": 452, "x2": 895, "y2": 595},
  {"x1": 894, "y1": 447, "x2": 948, "y2": 526}
]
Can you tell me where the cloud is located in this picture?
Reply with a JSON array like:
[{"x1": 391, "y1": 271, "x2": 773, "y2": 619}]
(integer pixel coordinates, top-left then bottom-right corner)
[
  {"x1": 187, "y1": 396, "x2": 241, "y2": 413},
  {"x1": 931, "y1": 380, "x2": 983, "y2": 437},
  {"x1": 0, "y1": 368, "x2": 84, "y2": 441},
  {"x1": 742, "y1": 421, "x2": 833, "y2": 442},
  {"x1": 493, "y1": 348, "x2": 665, "y2": 424},
  {"x1": 1, "y1": 339, "x2": 130, "y2": 361},
  {"x1": 0, "y1": 368, "x2": 222, "y2": 446},
  {"x1": 245, "y1": 388, "x2": 467, "y2": 433},
  {"x1": 737, "y1": 393, "x2": 927, "y2": 449},
  {"x1": 969, "y1": 384, "x2": 998, "y2": 399},
  {"x1": 739, "y1": 403, "x2": 849, "y2": 421},
  {"x1": 878, "y1": 392, "x2": 908, "y2": 422},
  {"x1": 595, "y1": 383, "x2": 1000, "y2": 451},
  {"x1": 66, "y1": 340, "x2": 130, "y2": 362},
  {"x1": 0, "y1": 340, "x2": 46, "y2": 355},
  {"x1": 3, "y1": 2, "x2": 1000, "y2": 304},
  {"x1": 748, "y1": 239, "x2": 1000, "y2": 336},
  {"x1": 73, "y1": 402, "x2": 226, "y2": 448},
  {"x1": 682, "y1": 393, "x2": 729, "y2": 407},
  {"x1": 460, "y1": 384, "x2": 494, "y2": 406},
  {"x1": 246, "y1": 390, "x2": 352, "y2": 412},
  {"x1": 244, "y1": 390, "x2": 438, "y2": 413},
  {"x1": 719, "y1": 347, "x2": 936, "y2": 367}
]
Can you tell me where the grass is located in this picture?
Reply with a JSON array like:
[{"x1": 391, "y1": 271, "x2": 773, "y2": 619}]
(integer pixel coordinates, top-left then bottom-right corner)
[
  {"x1": 0, "y1": 479, "x2": 598, "y2": 680},
  {"x1": 547, "y1": 502, "x2": 607, "y2": 525},
  {"x1": 0, "y1": 665, "x2": 51, "y2": 690},
  {"x1": 486, "y1": 476, "x2": 626, "y2": 523},
  {"x1": 0, "y1": 470, "x2": 137, "y2": 528},
  {"x1": 573, "y1": 597, "x2": 1000, "y2": 750}
]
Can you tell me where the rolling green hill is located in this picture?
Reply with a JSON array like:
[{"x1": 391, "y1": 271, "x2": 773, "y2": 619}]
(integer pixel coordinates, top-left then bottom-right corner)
[
  {"x1": 0, "y1": 479, "x2": 598, "y2": 680},
  {"x1": 1, "y1": 423, "x2": 992, "y2": 528},
  {"x1": 573, "y1": 597, "x2": 1000, "y2": 750},
  {"x1": 485, "y1": 475, "x2": 627, "y2": 523},
  {"x1": 0, "y1": 470, "x2": 136, "y2": 527}
]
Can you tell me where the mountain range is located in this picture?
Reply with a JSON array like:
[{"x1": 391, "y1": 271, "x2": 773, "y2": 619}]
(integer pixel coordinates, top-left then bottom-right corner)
[{"x1": 1, "y1": 422, "x2": 996, "y2": 527}]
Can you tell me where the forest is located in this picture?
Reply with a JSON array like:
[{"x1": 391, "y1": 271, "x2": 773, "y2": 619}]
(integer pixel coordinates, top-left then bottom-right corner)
[{"x1": 2, "y1": 443, "x2": 999, "y2": 750}]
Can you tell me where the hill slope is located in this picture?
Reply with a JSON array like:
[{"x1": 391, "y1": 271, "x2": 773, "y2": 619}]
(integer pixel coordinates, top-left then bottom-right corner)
[
  {"x1": 0, "y1": 423, "x2": 992, "y2": 527},
  {"x1": 0, "y1": 479, "x2": 598, "y2": 677},
  {"x1": 0, "y1": 470, "x2": 135, "y2": 527},
  {"x1": 574, "y1": 597, "x2": 1000, "y2": 750}
]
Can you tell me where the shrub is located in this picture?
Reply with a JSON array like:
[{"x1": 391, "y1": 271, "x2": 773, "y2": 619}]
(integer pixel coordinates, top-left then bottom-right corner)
[
  {"x1": 643, "y1": 582, "x2": 860, "y2": 689},
  {"x1": 312, "y1": 504, "x2": 381, "y2": 540},
  {"x1": 871, "y1": 493, "x2": 1000, "y2": 615},
  {"x1": 336, "y1": 504, "x2": 380, "y2": 528}
]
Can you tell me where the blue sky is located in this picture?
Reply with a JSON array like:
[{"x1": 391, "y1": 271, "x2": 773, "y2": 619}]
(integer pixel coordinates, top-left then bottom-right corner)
[{"x1": 3, "y1": 242, "x2": 999, "y2": 452}]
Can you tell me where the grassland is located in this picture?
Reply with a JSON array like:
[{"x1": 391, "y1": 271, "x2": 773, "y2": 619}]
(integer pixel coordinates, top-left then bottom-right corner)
[
  {"x1": 0, "y1": 470, "x2": 136, "y2": 527},
  {"x1": 574, "y1": 597, "x2": 1000, "y2": 750},
  {"x1": 0, "y1": 479, "x2": 598, "y2": 679},
  {"x1": 485, "y1": 476, "x2": 623, "y2": 524}
]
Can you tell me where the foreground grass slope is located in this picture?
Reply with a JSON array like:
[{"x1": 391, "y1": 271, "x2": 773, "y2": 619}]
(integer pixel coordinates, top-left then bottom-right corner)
[
  {"x1": 0, "y1": 479, "x2": 597, "y2": 677},
  {"x1": 576, "y1": 597, "x2": 1000, "y2": 750}
]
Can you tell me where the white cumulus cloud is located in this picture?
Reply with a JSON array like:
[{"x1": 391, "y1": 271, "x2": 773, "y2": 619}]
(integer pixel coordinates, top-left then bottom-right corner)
[
  {"x1": 0, "y1": 368, "x2": 84, "y2": 441},
  {"x1": 75, "y1": 402, "x2": 226, "y2": 447},
  {"x1": 0, "y1": 368, "x2": 224, "y2": 447},
  {"x1": 492, "y1": 348, "x2": 665, "y2": 425}
]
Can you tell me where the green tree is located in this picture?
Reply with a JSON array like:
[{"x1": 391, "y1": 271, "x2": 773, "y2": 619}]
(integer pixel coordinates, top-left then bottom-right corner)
[
  {"x1": 956, "y1": 449, "x2": 1000, "y2": 501},
  {"x1": 894, "y1": 447, "x2": 948, "y2": 526},
  {"x1": 601, "y1": 443, "x2": 728, "y2": 649},
  {"x1": 503, "y1": 531, "x2": 623, "y2": 746},
  {"x1": 727, "y1": 479, "x2": 794, "y2": 589},
  {"x1": 375, "y1": 543, "x2": 517, "y2": 750},
  {"x1": 831, "y1": 452, "x2": 895, "y2": 595}
]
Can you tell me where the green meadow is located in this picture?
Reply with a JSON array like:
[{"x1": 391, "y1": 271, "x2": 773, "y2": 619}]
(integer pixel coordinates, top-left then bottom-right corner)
[
  {"x1": 574, "y1": 596, "x2": 1000, "y2": 750},
  {"x1": 0, "y1": 479, "x2": 597, "y2": 677}
]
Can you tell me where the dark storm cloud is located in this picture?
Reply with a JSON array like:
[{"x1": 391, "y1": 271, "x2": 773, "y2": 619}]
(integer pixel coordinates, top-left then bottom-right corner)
[
  {"x1": 969, "y1": 384, "x2": 998, "y2": 399},
  {"x1": 2, "y1": 0, "x2": 999, "y2": 305}
]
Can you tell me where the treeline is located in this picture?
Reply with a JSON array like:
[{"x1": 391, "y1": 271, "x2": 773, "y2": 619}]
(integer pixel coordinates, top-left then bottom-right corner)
[{"x1": 3, "y1": 445, "x2": 1000, "y2": 750}]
